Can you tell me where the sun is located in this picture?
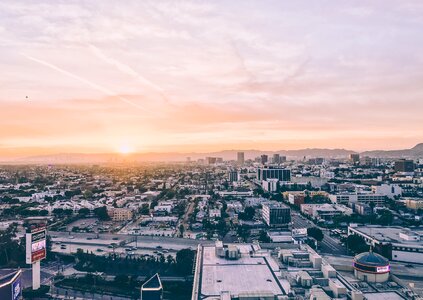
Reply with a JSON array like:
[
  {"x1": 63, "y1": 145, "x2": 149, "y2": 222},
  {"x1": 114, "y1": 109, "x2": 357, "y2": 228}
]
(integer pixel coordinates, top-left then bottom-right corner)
[{"x1": 118, "y1": 145, "x2": 134, "y2": 154}]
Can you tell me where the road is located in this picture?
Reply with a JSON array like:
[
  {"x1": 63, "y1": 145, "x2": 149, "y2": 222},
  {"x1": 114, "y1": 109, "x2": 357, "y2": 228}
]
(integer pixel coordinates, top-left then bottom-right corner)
[{"x1": 291, "y1": 213, "x2": 347, "y2": 255}]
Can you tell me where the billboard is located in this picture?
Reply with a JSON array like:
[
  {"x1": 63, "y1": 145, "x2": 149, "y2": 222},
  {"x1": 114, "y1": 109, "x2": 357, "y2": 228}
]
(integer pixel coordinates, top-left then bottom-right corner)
[
  {"x1": 26, "y1": 225, "x2": 47, "y2": 264},
  {"x1": 12, "y1": 277, "x2": 21, "y2": 300}
]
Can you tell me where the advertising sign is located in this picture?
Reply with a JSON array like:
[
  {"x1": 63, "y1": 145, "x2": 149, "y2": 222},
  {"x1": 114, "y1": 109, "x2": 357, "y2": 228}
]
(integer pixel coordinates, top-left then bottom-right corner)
[
  {"x1": 376, "y1": 265, "x2": 390, "y2": 273},
  {"x1": 26, "y1": 225, "x2": 47, "y2": 264},
  {"x1": 12, "y1": 277, "x2": 21, "y2": 300}
]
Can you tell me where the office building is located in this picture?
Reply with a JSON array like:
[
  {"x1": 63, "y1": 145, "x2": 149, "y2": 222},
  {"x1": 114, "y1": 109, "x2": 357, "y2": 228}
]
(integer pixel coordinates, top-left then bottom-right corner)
[
  {"x1": 262, "y1": 178, "x2": 278, "y2": 192},
  {"x1": 260, "y1": 154, "x2": 268, "y2": 164},
  {"x1": 272, "y1": 153, "x2": 280, "y2": 164},
  {"x1": 394, "y1": 159, "x2": 415, "y2": 173},
  {"x1": 349, "y1": 153, "x2": 360, "y2": 163},
  {"x1": 237, "y1": 152, "x2": 244, "y2": 165},
  {"x1": 228, "y1": 169, "x2": 238, "y2": 182},
  {"x1": 257, "y1": 166, "x2": 291, "y2": 182},
  {"x1": 329, "y1": 193, "x2": 386, "y2": 206},
  {"x1": 206, "y1": 157, "x2": 217, "y2": 165},
  {"x1": 141, "y1": 273, "x2": 163, "y2": 300},
  {"x1": 262, "y1": 202, "x2": 291, "y2": 227}
]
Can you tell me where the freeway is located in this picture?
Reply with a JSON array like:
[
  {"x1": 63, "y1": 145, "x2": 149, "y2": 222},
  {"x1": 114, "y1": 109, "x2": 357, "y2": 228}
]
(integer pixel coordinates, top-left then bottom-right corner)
[{"x1": 291, "y1": 213, "x2": 347, "y2": 255}]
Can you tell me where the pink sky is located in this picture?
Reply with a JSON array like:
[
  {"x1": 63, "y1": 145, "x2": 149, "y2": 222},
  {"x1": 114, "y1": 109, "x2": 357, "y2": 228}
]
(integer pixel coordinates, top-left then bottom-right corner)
[{"x1": 1, "y1": 1, "x2": 423, "y2": 157}]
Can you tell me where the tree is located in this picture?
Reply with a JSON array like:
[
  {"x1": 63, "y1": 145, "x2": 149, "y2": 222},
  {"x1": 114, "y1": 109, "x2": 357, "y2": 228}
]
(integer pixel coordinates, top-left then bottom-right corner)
[
  {"x1": 176, "y1": 249, "x2": 195, "y2": 276},
  {"x1": 94, "y1": 206, "x2": 110, "y2": 221},
  {"x1": 307, "y1": 227, "x2": 324, "y2": 242},
  {"x1": 377, "y1": 210, "x2": 393, "y2": 226},
  {"x1": 0, "y1": 224, "x2": 25, "y2": 267},
  {"x1": 239, "y1": 206, "x2": 255, "y2": 221},
  {"x1": 78, "y1": 208, "x2": 90, "y2": 216},
  {"x1": 139, "y1": 203, "x2": 150, "y2": 215},
  {"x1": 114, "y1": 274, "x2": 129, "y2": 286},
  {"x1": 347, "y1": 234, "x2": 369, "y2": 254},
  {"x1": 258, "y1": 230, "x2": 271, "y2": 243},
  {"x1": 150, "y1": 199, "x2": 159, "y2": 209}
]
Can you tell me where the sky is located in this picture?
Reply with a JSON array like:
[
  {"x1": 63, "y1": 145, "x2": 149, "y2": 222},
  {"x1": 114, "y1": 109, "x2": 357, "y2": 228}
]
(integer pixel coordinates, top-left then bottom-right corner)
[{"x1": 1, "y1": 0, "x2": 423, "y2": 157}]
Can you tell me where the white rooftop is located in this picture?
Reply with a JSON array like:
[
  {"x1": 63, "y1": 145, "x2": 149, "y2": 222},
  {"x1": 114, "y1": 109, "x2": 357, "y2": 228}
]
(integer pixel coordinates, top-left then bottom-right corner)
[{"x1": 197, "y1": 244, "x2": 286, "y2": 299}]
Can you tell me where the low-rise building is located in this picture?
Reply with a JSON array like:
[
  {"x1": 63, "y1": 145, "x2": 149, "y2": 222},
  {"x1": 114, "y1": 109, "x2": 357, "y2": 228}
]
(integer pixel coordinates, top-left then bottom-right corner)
[
  {"x1": 329, "y1": 193, "x2": 386, "y2": 206},
  {"x1": 348, "y1": 225, "x2": 423, "y2": 264},
  {"x1": 404, "y1": 198, "x2": 423, "y2": 211},
  {"x1": 371, "y1": 184, "x2": 402, "y2": 199},
  {"x1": 301, "y1": 203, "x2": 352, "y2": 221},
  {"x1": 108, "y1": 208, "x2": 133, "y2": 221},
  {"x1": 288, "y1": 193, "x2": 305, "y2": 207}
]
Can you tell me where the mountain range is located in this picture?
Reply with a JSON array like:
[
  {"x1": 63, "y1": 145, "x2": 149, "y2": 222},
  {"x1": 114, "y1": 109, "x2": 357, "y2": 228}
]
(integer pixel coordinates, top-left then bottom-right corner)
[{"x1": 2, "y1": 143, "x2": 421, "y2": 164}]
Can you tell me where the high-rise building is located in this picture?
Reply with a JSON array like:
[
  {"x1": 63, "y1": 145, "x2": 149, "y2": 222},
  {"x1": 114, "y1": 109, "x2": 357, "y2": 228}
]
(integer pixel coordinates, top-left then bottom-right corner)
[
  {"x1": 262, "y1": 202, "x2": 291, "y2": 227},
  {"x1": 257, "y1": 166, "x2": 291, "y2": 182},
  {"x1": 260, "y1": 154, "x2": 268, "y2": 164},
  {"x1": 237, "y1": 152, "x2": 245, "y2": 165},
  {"x1": 141, "y1": 273, "x2": 163, "y2": 300},
  {"x1": 228, "y1": 169, "x2": 239, "y2": 182},
  {"x1": 280, "y1": 155, "x2": 287, "y2": 163},
  {"x1": 349, "y1": 154, "x2": 360, "y2": 163},
  {"x1": 206, "y1": 157, "x2": 217, "y2": 165},
  {"x1": 272, "y1": 153, "x2": 280, "y2": 164},
  {"x1": 394, "y1": 159, "x2": 415, "y2": 173}
]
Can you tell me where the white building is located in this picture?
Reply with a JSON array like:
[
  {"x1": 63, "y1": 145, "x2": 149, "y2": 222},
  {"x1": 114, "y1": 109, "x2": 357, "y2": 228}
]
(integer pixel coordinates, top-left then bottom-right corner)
[
  {"x1": 262, "y1": 178, "x2": 279, "y2": 192},
  {"x1": 371, "y1": 184, "x2": 402, "y2": 199},
  {"x1": 329, "y1": 193, "x2": 386, "y2": 206}
]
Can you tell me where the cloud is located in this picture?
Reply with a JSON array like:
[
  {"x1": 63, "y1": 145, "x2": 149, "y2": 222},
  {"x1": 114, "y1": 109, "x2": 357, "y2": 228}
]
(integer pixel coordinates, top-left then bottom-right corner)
[
  {"x1": 21, "y1": 53, "x2": 152, "y2": 112},
  {"x1": 88, "y1": 44, "x2": 169, "y2": 102}
]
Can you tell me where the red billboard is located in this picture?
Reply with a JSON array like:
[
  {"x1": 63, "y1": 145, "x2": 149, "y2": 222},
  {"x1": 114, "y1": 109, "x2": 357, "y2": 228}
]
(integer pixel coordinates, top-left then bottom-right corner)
[{"x1": 26, "y1": 225, "x2": 47, "y2": 264}]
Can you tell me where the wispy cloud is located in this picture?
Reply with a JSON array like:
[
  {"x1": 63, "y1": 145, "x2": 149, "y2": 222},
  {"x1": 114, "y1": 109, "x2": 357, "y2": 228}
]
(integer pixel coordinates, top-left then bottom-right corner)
[
  {"x1": 21, "y1": 53, "x2": 151, "y2": 112},
  {"x1": 88, "y1": 44, "x2": 169, "y2": 103}
]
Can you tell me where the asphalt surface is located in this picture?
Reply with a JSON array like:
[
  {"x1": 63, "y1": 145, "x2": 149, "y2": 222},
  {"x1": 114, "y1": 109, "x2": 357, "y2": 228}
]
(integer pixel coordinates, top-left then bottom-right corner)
[{"x1": 291, "y1": 213, "x2": 347, "y2": 255}]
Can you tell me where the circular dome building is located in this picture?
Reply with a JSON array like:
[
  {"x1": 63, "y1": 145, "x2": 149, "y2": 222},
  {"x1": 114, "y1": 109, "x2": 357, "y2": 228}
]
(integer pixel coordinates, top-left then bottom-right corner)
[{"x1": 353, "y1": 251, "x2": 390, "y2": 283}]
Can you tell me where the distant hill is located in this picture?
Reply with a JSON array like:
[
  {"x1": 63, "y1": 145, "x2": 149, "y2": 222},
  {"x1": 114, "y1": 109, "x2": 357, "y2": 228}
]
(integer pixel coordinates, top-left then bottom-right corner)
[
  {"x1": 361, "y1": 143, "x2": 423, "y2": 158},
  {"x1": 6, "y1": 148, "x2": 356, "y2": 164},
  {"x1": 5, "y1": 144, "x2": 421, "y2": 164}
]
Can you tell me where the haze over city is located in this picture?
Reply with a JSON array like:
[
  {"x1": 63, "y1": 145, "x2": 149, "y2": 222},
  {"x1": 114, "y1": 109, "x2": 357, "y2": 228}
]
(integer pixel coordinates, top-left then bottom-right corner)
[
  {"x1": 1, "y1": 2, "x2": 423, "y2": 300},
  {"x1": 1, "y1": 1, "x2": 423, "y2": 159}
]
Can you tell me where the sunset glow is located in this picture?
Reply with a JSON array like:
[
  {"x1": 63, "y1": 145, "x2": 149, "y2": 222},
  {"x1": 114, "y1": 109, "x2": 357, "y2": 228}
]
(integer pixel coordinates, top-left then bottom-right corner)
[{"x1": 1, "y1": 1, "x2": 423, "y2": 159}]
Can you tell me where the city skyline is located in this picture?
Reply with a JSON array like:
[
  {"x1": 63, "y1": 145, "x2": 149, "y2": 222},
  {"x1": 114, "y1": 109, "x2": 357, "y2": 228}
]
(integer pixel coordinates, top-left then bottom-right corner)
[{"x1": 1, "y1": 1, "x2": 423, "y2": 157}]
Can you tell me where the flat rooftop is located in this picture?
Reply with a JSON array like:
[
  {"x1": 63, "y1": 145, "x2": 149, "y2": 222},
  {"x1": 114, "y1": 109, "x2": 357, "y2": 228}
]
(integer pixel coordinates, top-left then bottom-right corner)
[
  {"x1": 363, "y1": 292, "x2": 406, "y2": 300},
  {"x1": 350, "y1": 225, "x2": 423, "y2": 247},
  {"x1": 194, "y1": 244, "x2": 286, "y2": 299}
]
